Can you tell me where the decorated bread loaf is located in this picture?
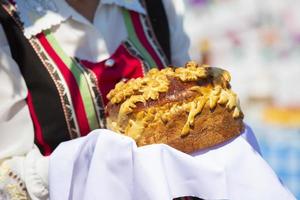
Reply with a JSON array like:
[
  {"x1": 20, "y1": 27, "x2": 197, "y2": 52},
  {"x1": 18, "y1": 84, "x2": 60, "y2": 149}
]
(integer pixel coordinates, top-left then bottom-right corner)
[{"x1": 106, "y1": 61, "x2": 245, "y2": 153}]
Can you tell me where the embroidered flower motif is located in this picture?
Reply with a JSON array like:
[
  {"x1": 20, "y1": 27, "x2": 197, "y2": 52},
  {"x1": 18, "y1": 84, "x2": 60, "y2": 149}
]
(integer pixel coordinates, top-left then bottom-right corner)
[{"x1": 0, "y1": 163, "x2": 29, "y2": 200}]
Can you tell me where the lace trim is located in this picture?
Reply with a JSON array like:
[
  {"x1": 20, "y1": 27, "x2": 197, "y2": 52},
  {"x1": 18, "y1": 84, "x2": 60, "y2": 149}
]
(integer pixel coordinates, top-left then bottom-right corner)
[
  {"x1": 14, "y1": 0, "x2": 67, "y2": 39},
  {"x1": 0, "y1": 163, "x2": 29, "y2": 200},
  {"x1": 13, "y1": 0, "x2": 146, "y2": 39}
]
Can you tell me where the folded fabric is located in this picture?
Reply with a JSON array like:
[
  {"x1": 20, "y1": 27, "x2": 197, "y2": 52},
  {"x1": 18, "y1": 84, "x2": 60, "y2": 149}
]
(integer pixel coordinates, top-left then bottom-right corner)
[{"x1": 49, "y1": 126, "x2": 295, "y2": 200}]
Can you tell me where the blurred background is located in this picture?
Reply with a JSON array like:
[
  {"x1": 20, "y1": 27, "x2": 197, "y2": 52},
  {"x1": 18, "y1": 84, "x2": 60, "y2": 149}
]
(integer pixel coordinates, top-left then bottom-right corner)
[{"x1": 183, "y1": 0, "x2": 300, "y2": 198}]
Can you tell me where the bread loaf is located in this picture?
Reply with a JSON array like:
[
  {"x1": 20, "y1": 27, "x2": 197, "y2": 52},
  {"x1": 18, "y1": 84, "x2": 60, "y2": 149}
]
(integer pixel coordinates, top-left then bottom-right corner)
[{"x1": 106, "y1": 61, "x2": 245, "y2": 153}]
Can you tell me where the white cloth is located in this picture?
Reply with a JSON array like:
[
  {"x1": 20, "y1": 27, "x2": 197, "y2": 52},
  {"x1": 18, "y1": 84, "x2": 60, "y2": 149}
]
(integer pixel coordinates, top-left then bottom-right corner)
[
  {"x1": 0, "y1": 0, "x2": 190, "y2": 199},
  {"x1": 49, "y1": 126, "x2": 295, "y2": 200}
]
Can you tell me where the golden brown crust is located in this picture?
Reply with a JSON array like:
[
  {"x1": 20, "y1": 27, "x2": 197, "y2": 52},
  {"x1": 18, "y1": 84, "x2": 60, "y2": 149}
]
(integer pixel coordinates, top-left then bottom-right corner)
[
  {"x1": 162, "y1": 105, "x2": 244, "y2": 153},
  {"x1": 107, "y1": 103, "x2": 244, "y2": 154},
  {"x1": 106, "y1": 62, "x2": 244, "y2": 153}
]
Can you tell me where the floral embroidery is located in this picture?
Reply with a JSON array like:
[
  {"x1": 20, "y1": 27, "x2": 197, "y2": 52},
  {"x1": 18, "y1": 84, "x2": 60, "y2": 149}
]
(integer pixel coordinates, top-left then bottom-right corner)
[{"x1": 0, "y1": 163, "x2": 29, "y2": 200}]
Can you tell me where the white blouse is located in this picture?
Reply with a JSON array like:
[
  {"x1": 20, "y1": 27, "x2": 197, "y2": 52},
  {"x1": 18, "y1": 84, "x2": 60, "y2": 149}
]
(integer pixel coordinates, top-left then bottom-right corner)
[{"x1": 0, "y1": 0, "x2": 190, "y2": 199}]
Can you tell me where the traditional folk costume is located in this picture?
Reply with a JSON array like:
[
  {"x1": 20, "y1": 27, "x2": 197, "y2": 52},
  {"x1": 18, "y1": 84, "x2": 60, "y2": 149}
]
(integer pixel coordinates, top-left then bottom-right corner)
[{"x1": 0, "y1": 1, "x2": 295, "y2": 200}]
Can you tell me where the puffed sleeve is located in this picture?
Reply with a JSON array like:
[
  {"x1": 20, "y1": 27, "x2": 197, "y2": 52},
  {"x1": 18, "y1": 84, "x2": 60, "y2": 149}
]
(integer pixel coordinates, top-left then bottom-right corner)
[
  {"x1": 0, "y1": 25, "x2": 49, "y2": 200},
  {"x1": 163, "y1": 0, "x2": 191, "y2": 66}
]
